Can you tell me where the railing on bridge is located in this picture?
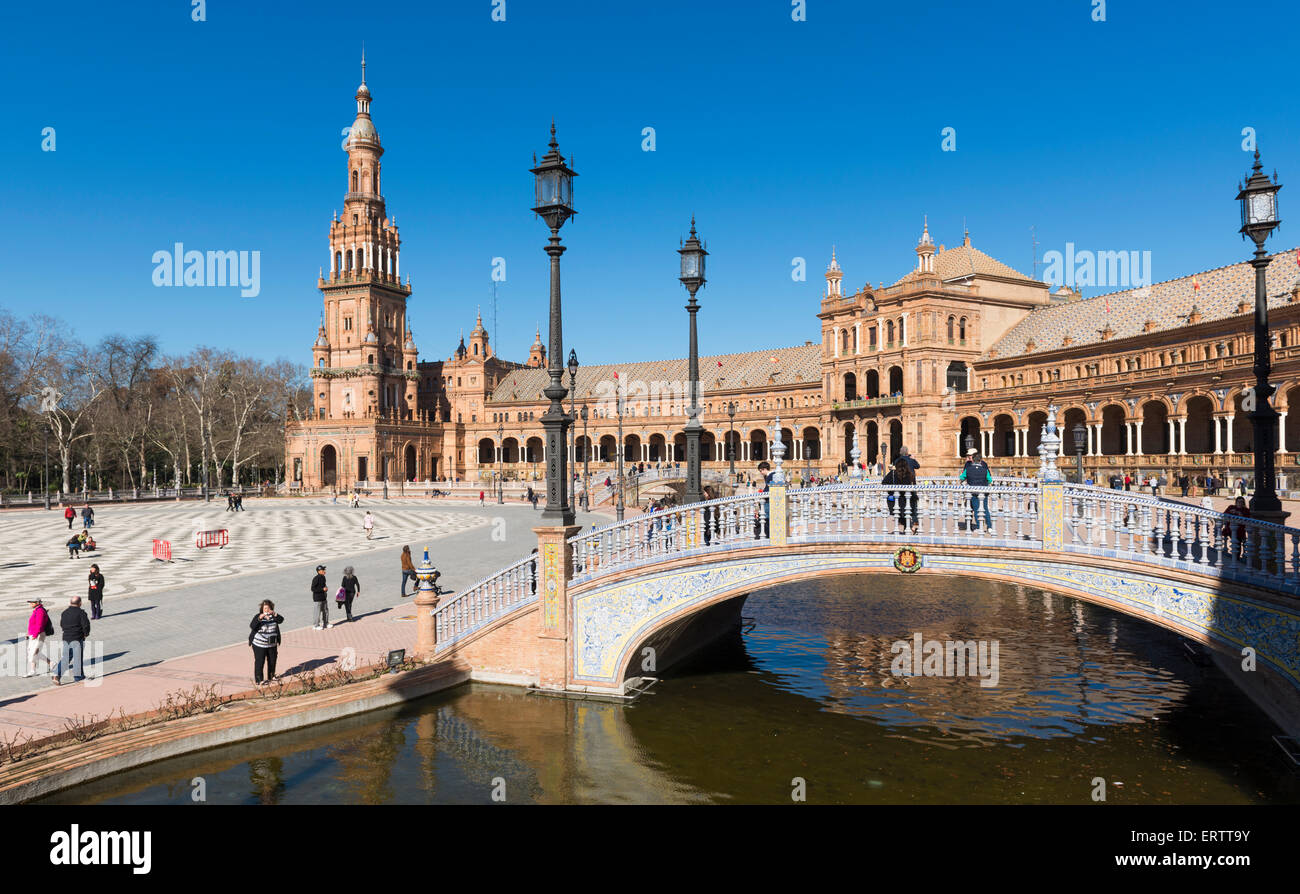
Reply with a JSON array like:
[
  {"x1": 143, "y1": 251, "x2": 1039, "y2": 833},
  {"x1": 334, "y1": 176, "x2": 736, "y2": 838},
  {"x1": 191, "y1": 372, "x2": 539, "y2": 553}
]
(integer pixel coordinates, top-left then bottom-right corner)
[
  {"x1": 433, "y1": 553, "x2": 538, "y2": 652},
  {"x1": 1058, "y1": 484, "x2": 1300, "y2": 588}
]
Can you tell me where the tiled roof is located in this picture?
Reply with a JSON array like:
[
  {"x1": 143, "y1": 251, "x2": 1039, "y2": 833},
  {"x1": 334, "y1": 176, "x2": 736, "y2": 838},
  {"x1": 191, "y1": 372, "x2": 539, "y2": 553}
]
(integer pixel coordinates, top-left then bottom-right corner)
[
  {"x1": 979, "y1": 248, "x2": 1300, "y2": 362},
  {"x1": 488, "y1": 344, "x2": 823, "y2": 404},
  {"x1": 891, "y1": 241, "x2": 1037, "y2": 287}
]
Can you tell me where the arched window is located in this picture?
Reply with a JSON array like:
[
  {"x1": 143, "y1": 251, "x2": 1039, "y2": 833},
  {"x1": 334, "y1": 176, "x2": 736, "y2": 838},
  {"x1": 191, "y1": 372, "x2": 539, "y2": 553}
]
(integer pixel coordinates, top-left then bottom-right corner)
[
  {"x1": 959, "y1": 317, "x2": 967, "y2": 342},
  {"x1": 886, "y1": 320, "x2": 895, "y2": 344},
  {"x1": 334, "y1": 251, "x2": 342, "y2": 273},
  {"x1": 345, "y1": 250, "x2": 353, "y2": 271},
  {"x1": 367, "y1": 354, "x2": 374, "y2": 365},
  {"x1": 351, "y1": 170, "x2": 358, "y2": 191},
  {"x1": 371, "y1": 172, "x2": 377, "y2": 192},
  {"x1": 473, "y1": 343, "x2": 479, "y2": 355},
  {"x1": 899, "y1": 317, "x2": 905, "y2": 344},
  {"x1": 946, "y1": 316, "x2": 955, "y2": 342}
]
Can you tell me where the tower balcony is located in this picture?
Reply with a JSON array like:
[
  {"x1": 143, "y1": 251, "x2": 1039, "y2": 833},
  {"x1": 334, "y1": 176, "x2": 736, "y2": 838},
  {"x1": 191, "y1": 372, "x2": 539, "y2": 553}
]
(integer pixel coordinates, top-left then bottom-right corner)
[{"x1": 320, "y1": 270, "x2": 410, "y2": 292}]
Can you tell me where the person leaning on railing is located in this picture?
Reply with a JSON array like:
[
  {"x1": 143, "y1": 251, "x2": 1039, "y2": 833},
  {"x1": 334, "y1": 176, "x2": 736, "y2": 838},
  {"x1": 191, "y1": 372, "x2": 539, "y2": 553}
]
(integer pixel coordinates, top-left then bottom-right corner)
[
  {"x1": 1221, "y1": 497, "x2": 1251, "y2": 559},
  {"x1": 882, "y1": 456, "x2": 919, "y2": 534},
  {"x1": 961, "y1": 448, "x2": 993, "y2": 533}
]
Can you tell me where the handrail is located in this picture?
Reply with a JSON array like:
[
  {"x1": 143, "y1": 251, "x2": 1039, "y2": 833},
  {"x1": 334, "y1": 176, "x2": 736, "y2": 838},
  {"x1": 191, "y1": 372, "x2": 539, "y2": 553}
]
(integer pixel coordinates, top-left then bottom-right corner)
[{"x1": 432, "y1": 553, "x2": 538, "y2": 651}]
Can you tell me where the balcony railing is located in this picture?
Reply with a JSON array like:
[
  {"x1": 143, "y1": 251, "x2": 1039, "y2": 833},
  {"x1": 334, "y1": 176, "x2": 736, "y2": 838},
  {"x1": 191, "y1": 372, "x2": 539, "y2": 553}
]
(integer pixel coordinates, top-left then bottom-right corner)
[{"x1": 831, "y1": 395, "x2": 904, "y2": 411}]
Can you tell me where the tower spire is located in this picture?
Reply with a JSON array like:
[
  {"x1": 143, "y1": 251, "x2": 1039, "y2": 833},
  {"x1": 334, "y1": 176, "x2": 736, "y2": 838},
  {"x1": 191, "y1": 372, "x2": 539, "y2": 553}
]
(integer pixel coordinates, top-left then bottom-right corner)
[{"x1": 361, "y1": 44, "x2": 366, "y2": 85}]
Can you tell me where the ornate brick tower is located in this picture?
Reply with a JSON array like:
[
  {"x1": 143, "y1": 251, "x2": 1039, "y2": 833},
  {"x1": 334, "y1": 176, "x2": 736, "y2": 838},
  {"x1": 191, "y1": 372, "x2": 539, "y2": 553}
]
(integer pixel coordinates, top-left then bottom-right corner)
[{"x1": 287, "y1": 56, "x2": 442, "y2": 489}]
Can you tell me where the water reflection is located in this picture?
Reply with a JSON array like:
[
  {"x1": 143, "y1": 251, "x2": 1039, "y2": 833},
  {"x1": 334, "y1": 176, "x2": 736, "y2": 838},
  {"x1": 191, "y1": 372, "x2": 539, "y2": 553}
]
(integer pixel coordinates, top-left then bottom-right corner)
[{"x1": 40, "y1": 574, "x2": 1298, "y2": 805}]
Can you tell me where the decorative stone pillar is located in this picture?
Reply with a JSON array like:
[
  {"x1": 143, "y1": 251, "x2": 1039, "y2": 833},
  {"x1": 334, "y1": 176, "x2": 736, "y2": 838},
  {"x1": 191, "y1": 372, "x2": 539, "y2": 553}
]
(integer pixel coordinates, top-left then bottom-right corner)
[
  {"x1": 534, "y1": 524, "x2": 582, "y2": 690},
  {"x1": 1041, "y1": 481, "x2": 1064, "y2": 550},
  {"x1": 769, "y1": 483, "x2": 788, "y2": 546},
  {"x1": 1214, "y1": 417, "x2": 1223, "y2": 454},
  {"x1": 413, "y1": 546, "x2": 441, "y2": 657},
  {"x1": 1226, "y1": 416, "x2": 1234, "y2": 454},
  {"x1": 1178, "y1": 417, "x2": 1187, "y2": 455},
  {"x1": 1280, "y1": 412, "x2": 1288, "y2": 454}
]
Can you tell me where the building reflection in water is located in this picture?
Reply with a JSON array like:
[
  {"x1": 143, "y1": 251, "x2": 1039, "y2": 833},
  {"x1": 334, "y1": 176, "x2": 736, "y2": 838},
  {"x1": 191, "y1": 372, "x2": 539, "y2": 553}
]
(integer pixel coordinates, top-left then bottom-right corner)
[{"x1": 808, "y1": 574, "x2": 1189, "y2": 744}]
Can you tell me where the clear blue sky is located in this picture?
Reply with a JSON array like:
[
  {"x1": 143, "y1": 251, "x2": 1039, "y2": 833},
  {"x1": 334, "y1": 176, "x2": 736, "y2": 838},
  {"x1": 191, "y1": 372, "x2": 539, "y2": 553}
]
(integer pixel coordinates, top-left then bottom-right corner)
[{"x1": 4, "y1": 0, "x2": 1298, "y2": 367}]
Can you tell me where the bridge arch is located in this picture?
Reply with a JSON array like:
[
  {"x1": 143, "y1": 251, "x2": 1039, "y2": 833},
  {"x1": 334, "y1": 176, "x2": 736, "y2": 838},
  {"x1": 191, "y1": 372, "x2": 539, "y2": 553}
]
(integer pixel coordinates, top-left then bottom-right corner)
[{"x1": 571, "y1": 548, "x2": 1300, "y2": 694}]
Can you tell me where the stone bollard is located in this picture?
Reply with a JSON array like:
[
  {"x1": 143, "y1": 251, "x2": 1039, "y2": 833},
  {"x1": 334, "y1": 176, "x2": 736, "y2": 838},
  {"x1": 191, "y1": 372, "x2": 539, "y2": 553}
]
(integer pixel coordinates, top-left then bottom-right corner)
[{"x1": 413, "y1": 546, "x2": 441, "y2": 657}]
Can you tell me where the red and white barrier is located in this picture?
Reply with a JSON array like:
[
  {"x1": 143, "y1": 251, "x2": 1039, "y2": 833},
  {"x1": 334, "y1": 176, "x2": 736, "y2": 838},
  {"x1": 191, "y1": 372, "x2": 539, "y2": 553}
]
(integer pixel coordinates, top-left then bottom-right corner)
[
  {"x1": 152, "y1": 539, "x2": 172, "y2": 561},
  {"x1": 194, "y1": 529, "x2": 229, "y2": 549}
]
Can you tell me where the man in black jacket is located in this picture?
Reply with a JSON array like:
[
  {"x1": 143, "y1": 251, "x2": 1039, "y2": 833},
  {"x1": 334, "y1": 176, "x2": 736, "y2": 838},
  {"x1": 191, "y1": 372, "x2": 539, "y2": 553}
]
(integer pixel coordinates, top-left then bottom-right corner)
[
  {"x1": 311, "y1": 564, "x2": 331, "y2": 629},
  {"x1": 52, "y1": 596, "x2": 91, "y2": 685}
]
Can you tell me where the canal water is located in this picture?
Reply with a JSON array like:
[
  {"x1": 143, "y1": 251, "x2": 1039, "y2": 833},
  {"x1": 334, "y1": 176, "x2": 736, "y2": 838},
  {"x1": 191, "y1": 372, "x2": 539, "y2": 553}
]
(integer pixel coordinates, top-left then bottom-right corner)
[{"x1": 42, "y1": 575, "x2": 1299, "y2": 804}]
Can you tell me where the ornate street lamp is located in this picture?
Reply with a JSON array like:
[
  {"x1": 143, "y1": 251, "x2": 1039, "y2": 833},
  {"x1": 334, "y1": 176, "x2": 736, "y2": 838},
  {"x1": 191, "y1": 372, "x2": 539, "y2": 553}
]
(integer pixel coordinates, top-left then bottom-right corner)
[
  {"x1": 531, "y1": 123, "x2": 578, "y2": 526},
  {"x1": 964, "y1": 433, "x2": 975, "y2": 455},
  {"x1": 1236, "y1": 150, "x2": 1284, "y2": 517},
  {"x1": 615, "y1": 388, "x2": 626, "y2": 521},
  {"x1": 1072, "y1": 423, "x2": 1087, "y2": 484},
  {"x1": 496, "y1": 422, "x2": 505, "y2": 504},
  {"x1": 679, "y1": 218, "x2": 708, "y2": 504},
  {"x1": 580, "y1": 402, "x2": 590, "y2": 511},
  {"x1": 568, "y1": 348, "x2": 579, "y2": 500},
  {"x1": 727, "y1": 401, "x2": 737, "y2": 479}
]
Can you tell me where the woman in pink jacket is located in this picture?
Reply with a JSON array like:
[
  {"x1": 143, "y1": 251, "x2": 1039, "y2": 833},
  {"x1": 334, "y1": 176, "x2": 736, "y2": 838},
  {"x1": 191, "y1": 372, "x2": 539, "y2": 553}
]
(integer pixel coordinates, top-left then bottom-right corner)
[{"x1": 25, "y1": 598, "x2": 52, "y2": 677}]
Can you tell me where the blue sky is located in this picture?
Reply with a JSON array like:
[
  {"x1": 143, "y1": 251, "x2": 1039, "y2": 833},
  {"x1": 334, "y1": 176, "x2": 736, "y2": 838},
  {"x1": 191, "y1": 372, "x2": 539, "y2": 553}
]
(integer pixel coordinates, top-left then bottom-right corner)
[{"x1": 4, "y1": 0, "x2": 1298, "y2": 367}]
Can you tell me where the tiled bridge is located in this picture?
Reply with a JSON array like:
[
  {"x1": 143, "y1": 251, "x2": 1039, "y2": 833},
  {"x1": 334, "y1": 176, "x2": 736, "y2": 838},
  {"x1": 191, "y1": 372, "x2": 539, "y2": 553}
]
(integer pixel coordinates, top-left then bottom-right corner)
[{"x1": 411, "y1": 480, "x2": 1300, "y2": 699}]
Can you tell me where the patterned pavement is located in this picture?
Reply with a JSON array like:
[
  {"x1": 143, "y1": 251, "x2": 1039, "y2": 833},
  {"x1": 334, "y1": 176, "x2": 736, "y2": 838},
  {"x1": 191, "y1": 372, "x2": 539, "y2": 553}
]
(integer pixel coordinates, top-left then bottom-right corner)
[{"x1": 0, "y1": 497, "x2": 487, "y2": 616}]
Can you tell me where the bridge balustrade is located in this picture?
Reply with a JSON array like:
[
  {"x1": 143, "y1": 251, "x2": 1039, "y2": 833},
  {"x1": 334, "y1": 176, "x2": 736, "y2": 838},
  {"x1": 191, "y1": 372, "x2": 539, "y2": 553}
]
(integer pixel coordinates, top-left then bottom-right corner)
[
  {"x1": 433, "y1": 553, "x2": 538, "y2": 651},
  {"x1": 1059, "y1": 485, "x2": 1300, "y2": 588},
  {"x1": 571, "y1": 492, "x2": 770, "y2": 580},
  {"x1": 788, "y1": 484, "x2": 1041, "y2": 543}
]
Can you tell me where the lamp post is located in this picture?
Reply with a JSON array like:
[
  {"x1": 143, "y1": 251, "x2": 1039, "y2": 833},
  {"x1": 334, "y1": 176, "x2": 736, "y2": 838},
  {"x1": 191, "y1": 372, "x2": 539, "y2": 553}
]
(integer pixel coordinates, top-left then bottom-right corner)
[
  {"x1": 496, "y1": 423, "x2": 504, "y2": 504},
  {"x1": 1236, "y1": 150, "x2": 1285, "y2": 519},
  {"x1": 727, "y1": 401, "x2": 737, "y2": 479},
  {"x1": 679, "y1": 218, "x2": 708, "y2": 505},
  {"x1": 568, "y1": 349, "x2": 578, "y2": 505},
  {"x1": 42, "y1": 426, "x2": 50, "y2": 510},
  {"x1": 580, "y1": 403, "x2": 590, "y2": 511},
  {"x1": 615, "y1": 388, "x2": 626, "y2": 521},
  {"x1": 1072, "y1": 423, "x2": 1087, "y2": 484},
  {"x1": 531, "y1": 123, "x2": 577, "y2": 526}
]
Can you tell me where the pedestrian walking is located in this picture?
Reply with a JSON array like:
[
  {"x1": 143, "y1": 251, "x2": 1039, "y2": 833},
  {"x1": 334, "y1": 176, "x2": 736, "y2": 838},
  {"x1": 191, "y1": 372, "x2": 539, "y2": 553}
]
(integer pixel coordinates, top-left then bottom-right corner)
[
  {"x1": 363, "y1": 510, "x2": 375, "y2": 540},
  {"x1": 248, "y1": 599, "x2": 283, "y2": 685},
  {"x1": 87, "y1": 563, "x2": 105, "y2": 619},
  {"x1": 478, "y1": 490, "x2": 485, "y2": 506},
  {"x1": 311, "y1": 564, "x2": 331, "y2": 629},
  {"x1": 51, "y1": 595, "x2": 91, "y2": 685},
  {"x1": 400, "y1": 545, "x2": 417, "y2": 596},
  {"x1": 63, "y1": 504, "x2": 75, "y2": 530},
  {"x1": 81, "y1": 504, "x2": 94, "y2": 528},
  {"x1": 339, "y1": 566, "x2": 360, "y2": 621},
  {"x1": 24, "y1": 598, "x2": 53, "y2": 678}
]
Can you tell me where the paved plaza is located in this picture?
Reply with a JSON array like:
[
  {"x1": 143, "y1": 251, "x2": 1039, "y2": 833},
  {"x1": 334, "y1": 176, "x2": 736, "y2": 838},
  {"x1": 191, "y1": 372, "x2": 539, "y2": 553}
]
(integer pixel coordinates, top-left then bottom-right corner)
[{"x1": 0, "y1": 496, "x2": 608, "y2": 730}]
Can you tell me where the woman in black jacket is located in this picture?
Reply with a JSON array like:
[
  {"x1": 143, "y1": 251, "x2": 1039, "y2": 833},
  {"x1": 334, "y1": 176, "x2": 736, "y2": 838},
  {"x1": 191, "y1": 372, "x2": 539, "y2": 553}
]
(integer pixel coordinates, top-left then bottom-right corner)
[
  {"x1": 248, "y1": 599, "x2": 284, "y2": 685},
  {"x1": 87, "y1": 565, "x2": 105, "y2": 619}
]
